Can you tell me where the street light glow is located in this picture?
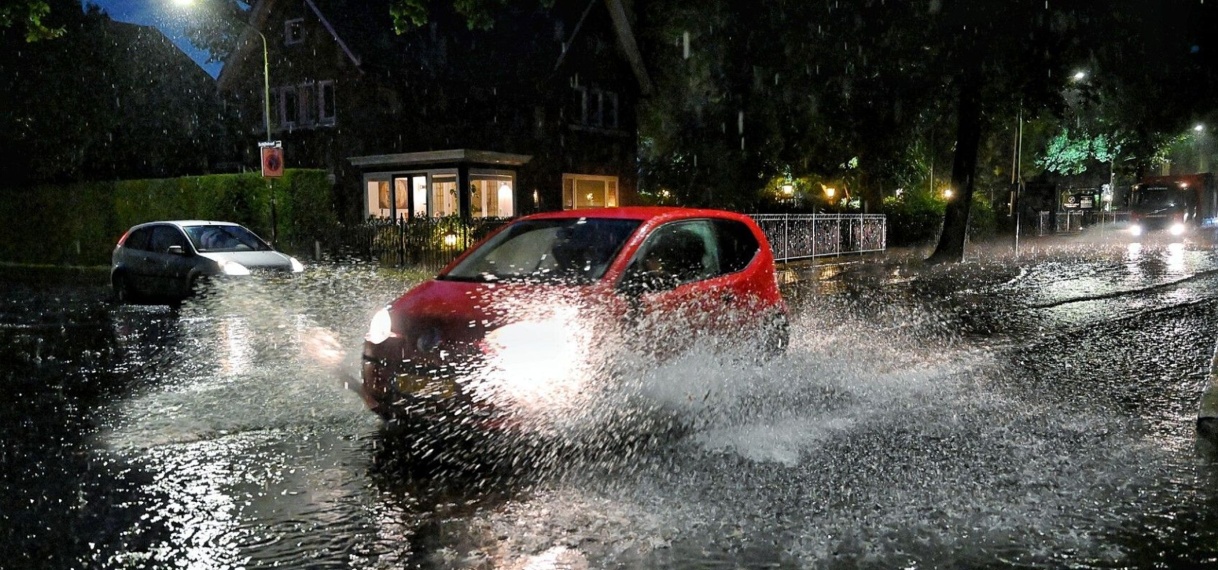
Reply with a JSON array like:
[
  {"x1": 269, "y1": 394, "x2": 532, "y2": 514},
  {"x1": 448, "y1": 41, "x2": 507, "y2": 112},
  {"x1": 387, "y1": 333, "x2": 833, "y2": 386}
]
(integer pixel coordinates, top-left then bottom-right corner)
[
  {"x1": 824, "y1": 187, "x2": 836, "y2": 199},
  {"x1": 943, "y1": 188, "x2": 954, "y2": 199},
  {"x1": 1196, "y1": 124, "x2": 1206, "y2": 132},
  {"x1": 174, "y1": 0, "x2": 271, "y2": 143},
  {"x1": 1072, "y1": 70, "x2": 1087, "y2": 81}
]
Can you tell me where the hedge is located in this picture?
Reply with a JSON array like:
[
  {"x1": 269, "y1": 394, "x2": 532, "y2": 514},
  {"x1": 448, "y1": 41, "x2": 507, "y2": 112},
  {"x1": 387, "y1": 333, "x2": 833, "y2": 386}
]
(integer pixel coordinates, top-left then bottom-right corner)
[{"x1": 0, "y1": 169, "x2": 338, "y2": 267}]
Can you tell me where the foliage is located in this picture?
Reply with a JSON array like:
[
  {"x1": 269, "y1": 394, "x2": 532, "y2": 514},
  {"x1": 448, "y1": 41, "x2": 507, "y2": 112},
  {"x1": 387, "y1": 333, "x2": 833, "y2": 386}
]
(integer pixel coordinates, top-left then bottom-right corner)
[
  {"x1": 882, "y1": 189, "x2": 995, "y2": 246},
  {"x1": 389, "y1": 0, "x2": 554, "y2": 33},
  {"x1": 0, "y1": 4, "x2": 236, "y2": 185},
  {"x1": 0, "y1": 170, "x2": 338, "y2": 266},
  {"x1": 179, "y1": 0, "x2": 248, "y2": 63},
  {"x1": 0, "y1": 0, "x2": 63, "y2": 41},
  {"x1": 1036, "y1": 129, "x2": 1124, "y2": 176},
  {"x1": 882, "y1": 191, "x2": 945, "y2": 247}
]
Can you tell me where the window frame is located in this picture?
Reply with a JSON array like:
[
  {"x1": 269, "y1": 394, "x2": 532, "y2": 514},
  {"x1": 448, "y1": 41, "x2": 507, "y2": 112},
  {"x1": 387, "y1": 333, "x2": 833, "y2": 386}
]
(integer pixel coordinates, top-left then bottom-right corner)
[
  {"x1": 318, "y1": 80, "x2": 336, "y2": 126},
  {"x1": 562, "y1": 173, "x2": 619, "y2": 209},
  {"x1": 284, "y1": 18, "x2": 305, "y2": 46}
]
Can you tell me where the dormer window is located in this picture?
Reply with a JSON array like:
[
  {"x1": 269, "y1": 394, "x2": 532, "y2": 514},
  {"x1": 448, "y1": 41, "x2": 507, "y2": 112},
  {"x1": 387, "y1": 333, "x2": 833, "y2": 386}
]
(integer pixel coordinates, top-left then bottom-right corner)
[{"x1": 285, "y1": 18, "x2": 304, "y2": 45}]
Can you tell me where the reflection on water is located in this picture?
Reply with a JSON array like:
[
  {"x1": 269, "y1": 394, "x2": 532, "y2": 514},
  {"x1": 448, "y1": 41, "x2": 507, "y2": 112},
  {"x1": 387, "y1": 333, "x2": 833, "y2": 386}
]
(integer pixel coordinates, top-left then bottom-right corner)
[{"x1": 29, "y1": 252, "x2": 1218, "y2": 568}]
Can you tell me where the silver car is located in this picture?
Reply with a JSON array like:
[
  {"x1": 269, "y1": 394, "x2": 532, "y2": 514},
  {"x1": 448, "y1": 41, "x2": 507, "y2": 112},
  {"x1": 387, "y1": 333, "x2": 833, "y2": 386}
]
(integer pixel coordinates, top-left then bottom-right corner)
[{"x1": 110, "y1": 220, "x2": 304, "y2": 303}]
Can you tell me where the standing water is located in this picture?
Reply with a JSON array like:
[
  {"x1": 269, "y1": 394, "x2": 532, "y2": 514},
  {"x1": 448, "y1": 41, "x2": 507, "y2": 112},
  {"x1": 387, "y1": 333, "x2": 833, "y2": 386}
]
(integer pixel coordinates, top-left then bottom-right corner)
[{"x1": 5, "y1": 239, "x2": 1218, "y2": 568}]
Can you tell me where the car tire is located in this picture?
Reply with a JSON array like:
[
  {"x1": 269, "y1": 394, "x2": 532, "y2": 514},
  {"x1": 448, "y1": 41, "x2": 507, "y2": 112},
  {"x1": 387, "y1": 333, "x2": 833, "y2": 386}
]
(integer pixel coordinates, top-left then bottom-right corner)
[{"x1": 113, "y1": 272, "x2": 139, "y2": 304}]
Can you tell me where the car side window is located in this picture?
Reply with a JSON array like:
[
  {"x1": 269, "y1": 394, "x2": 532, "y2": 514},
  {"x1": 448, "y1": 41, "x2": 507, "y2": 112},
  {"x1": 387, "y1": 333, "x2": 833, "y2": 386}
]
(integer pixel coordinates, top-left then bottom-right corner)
[
  {"x1": 149, "y1": 226, "x2": 188, "y2": 254},
  {"x1": 124, "y1": 228, "x2": 152, "y2": 251},
  {"x1": 713, "y1": 219, "x2": 761, "y2": 274},
  {"x1": 625, "y1": 220, "x2": 720, "y2": 291}
]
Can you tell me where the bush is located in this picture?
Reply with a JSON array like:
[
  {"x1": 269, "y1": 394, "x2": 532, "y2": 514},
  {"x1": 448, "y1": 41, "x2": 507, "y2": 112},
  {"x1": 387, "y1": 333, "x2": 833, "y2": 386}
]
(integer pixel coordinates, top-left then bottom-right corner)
[
  {"x1": 883, "y1": 191, "x2": 944, "y2": 246},
  {"x1": 0, "y1": 169, "x2": 337, "y2": 266}
]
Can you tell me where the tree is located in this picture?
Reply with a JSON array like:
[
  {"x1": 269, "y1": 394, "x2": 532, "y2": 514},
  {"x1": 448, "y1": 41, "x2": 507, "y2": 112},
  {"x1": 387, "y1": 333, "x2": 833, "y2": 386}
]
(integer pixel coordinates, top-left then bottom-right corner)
[
  {"x1": 0, "y1": 2, "x2": 236, "y2": 184},
  {"x1": 0, "y1": 0, "x2": 63, "y2": 41},
  {"x1": 179, "y1": 0, "x2": 249, "y2": 63},
  {"x1": 388, "y1": 0, "x2": 554, "y2": 33}
]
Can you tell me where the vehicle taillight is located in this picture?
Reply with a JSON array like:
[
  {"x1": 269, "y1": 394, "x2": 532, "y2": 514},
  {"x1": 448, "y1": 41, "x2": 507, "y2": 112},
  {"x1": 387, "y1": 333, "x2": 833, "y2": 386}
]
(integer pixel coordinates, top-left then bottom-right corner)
[{"x1": 116, "y1": 230, "x2": 131, "y2": 246}]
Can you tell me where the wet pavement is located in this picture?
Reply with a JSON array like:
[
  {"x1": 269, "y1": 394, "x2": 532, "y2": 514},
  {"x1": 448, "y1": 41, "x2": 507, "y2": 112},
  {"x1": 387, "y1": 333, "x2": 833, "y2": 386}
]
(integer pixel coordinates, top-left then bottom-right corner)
[{"x1": 7, "y1": 233, "x2": 1218, "y2": 568}]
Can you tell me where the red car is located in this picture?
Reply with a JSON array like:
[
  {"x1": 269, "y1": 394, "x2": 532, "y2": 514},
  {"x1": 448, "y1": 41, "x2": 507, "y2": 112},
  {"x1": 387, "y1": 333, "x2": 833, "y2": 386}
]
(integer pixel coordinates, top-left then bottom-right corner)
[{"x1": 359, "y1": 207, "x2": 788, "y2": 429}]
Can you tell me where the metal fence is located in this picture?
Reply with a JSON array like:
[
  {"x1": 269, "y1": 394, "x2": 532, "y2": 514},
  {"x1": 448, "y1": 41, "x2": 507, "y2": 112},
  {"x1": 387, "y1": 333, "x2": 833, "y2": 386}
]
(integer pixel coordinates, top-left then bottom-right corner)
[
  {"x1": 327, "y1": 213, "x2": 887, "y2": 270},
  {"x1": 749, "y1": 213, "x2": 887, "y2": 263},
  {"x1": 327, "y1": 217, "x2": 510, "y2": 271},
  {"x1": 1041, "y1": 211, "x2": 1132, "y2": 236}
]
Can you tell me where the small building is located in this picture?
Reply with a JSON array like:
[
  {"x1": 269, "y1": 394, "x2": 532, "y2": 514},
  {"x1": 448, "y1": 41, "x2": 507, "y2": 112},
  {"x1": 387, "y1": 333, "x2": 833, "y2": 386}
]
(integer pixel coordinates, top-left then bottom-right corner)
[{"x1": 217, "y1": 0, "x2": 651, "y2": 222}]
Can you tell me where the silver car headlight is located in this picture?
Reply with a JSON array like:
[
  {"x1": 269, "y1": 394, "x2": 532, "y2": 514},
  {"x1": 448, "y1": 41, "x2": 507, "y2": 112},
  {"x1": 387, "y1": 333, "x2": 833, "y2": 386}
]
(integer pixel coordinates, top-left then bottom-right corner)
[
  {"x1": 1170, "y1": 223, "x2": 1187, "y2": 236},
  {"x1": 366, "y1": 306, "x2": 394, "y2": 344},
  {"x1": 289, "y1": 256, "x2": 305, "y2": 273},
  {"x1": 221, "y1": 260, "x2": 251, "y2": 276}
]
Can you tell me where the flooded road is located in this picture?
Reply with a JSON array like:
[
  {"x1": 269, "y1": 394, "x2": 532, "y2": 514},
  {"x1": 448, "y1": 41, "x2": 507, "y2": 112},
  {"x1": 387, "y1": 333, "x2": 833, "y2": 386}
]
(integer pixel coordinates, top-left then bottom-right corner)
[{"x1": 8, "y1": 237, "x2": 1218, "y2": 568}]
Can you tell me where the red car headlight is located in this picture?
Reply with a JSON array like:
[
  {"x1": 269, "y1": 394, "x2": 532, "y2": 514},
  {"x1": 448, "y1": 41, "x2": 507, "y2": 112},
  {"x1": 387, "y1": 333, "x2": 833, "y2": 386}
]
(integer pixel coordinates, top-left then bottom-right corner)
[{"x1": 366, "y1": 306, "x2": 394, "y2": 344}]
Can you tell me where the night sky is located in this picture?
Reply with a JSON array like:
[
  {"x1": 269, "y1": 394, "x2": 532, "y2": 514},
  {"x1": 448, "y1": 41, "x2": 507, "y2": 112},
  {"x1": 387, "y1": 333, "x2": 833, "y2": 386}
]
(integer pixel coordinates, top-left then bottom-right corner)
[{"x1": 83, "y1": 0, "x2": 222, "y2": 77}]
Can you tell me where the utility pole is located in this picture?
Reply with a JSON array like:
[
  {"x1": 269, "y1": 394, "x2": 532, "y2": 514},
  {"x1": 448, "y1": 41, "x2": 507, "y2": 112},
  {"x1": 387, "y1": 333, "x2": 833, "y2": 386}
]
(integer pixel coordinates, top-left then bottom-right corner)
[{"x1": 1012, "y1": 107, "x2": 1024, "y2": 257}]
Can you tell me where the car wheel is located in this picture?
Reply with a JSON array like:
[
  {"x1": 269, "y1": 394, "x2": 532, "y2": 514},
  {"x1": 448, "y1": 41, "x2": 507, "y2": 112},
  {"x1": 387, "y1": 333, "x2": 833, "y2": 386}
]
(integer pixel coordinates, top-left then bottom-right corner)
[{"x1": 113, "y1": 273, "x2": 139, "y2": 304}]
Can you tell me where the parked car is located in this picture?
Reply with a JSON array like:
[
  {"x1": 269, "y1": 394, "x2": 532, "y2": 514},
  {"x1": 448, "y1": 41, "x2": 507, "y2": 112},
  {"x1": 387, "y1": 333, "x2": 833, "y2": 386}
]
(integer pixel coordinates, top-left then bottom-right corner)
[
  {"x1": 111, "y1": 220, "x2": 305, "y2": 303},
  {"x1": 358, "y1": 207, "x2": 789, "y2": 430}
]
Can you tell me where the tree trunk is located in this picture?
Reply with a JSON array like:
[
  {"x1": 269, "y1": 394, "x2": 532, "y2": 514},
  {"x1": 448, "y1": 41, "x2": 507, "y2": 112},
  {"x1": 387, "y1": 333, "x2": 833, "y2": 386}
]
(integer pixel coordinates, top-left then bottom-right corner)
[{"x1": 926, "y1": 54, "x2": 984, "y2": 264}]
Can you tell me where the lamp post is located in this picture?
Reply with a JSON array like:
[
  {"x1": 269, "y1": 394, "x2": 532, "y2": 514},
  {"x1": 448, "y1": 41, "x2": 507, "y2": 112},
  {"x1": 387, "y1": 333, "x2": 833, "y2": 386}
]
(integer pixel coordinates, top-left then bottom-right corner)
[{"x1": 175, "y1": 0, "x2": 271, "y2": 142}]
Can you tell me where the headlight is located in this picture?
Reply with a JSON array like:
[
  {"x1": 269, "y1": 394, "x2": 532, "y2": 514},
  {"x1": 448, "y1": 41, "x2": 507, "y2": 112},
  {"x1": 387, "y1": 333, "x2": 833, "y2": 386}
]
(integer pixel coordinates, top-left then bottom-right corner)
[
  {"x1": 1170, "y1": 223, "x2": 1186, "y2": 236},
  {"x1": 289, "y1": 257, "x2": 305, "y2": 273},
  {"x1": 366, "y1": 306, "x2": 394, "y2": 344},
  {"x1": 1129, "y1": 224, "x2": 1143, "y2": 237},
  {"x1": 221, "y1": 260, "x2": 250, "y2": 276}
]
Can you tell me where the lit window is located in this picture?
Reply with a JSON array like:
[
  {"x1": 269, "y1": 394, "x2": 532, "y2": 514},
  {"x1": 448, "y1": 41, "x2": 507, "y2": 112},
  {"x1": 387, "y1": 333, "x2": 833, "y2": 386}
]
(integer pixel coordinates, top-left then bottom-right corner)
[
  {"x1": 431, "y1": 176, "x2": 459, "y2": 217},
  {"x1": 470, "y1": 174, "x2": 515, "y2": 218},
  {"x1": 285, "y1": 18, "x2": 304, "y2": 45},
  {"x1": 562, "y1": 174, "x2": 618, "y2": 209}
]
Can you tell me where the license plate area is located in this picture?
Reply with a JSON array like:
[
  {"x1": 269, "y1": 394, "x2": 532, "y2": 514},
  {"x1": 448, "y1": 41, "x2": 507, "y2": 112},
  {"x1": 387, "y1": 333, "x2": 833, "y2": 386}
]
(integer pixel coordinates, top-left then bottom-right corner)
[{"x1": 394, "y1": 373, "x2": 457, "y2": 399}]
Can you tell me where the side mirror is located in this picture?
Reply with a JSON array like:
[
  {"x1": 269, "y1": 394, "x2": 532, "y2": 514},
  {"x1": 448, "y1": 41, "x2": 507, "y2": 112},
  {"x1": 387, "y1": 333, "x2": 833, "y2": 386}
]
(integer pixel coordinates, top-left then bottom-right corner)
[{"x1": 167, "y1": 245, "x2": 187, "y2": 256}]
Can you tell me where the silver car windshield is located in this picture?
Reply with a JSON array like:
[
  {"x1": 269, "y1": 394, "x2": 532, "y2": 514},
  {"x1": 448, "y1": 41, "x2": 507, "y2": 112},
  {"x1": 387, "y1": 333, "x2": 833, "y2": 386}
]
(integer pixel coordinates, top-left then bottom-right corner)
[
  {"x1": 442, "y1": 218, "x2": 641, "y2": 284},
  {"x1": 184, "y1": 225, "x2": 273, "y2": 253}
]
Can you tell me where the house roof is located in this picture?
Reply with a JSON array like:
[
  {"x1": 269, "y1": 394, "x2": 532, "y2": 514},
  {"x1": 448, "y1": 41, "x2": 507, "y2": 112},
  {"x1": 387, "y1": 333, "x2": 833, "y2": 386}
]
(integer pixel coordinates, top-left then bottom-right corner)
[
  {"x1": 218, "y1": 0, "x2": 651, "y2": 94},
  {"x1": 217, "y1": 0, "x2": 363, "y2": 91},
  {"x1": 349, "y1": 149, "x2": 533, "y2": 169}
]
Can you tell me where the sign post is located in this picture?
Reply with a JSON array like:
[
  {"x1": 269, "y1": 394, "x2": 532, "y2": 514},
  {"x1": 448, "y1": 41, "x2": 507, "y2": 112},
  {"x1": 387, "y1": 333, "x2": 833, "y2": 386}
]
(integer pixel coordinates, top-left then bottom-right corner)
[
  {"x1": 259, "y1": 142, "x2": 283, "y2": 242},
  {"x1": 260, "y1": 141, "x2": 284, "y2": 178}
]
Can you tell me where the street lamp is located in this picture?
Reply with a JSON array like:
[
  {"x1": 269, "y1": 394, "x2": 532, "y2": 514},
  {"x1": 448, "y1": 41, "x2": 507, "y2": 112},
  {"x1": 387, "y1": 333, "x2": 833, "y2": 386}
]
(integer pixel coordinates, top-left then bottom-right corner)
[{"x1": 176, "y1": 0, "x2": 271, "y2": 142}]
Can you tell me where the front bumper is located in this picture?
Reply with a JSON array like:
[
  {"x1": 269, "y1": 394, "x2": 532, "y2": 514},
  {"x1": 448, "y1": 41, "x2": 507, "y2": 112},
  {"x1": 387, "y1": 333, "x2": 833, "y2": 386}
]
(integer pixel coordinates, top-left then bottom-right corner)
[{"x1": 360, "y1": 338, "x2": 500, "y2": 426}]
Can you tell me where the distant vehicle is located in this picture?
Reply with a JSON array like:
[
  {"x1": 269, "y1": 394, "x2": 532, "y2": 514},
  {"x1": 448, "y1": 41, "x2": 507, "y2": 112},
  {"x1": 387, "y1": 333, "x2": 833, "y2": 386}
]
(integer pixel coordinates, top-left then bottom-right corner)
[
  {"x1": 111, "y1": 220, "x2": 305, "y2": 303},
  {"x1": 358, "y1": 207, "x2": 789, "y2": 430},
  {"x1": 1128, "y1": 173, "x2": 1218, "y2": 238}
]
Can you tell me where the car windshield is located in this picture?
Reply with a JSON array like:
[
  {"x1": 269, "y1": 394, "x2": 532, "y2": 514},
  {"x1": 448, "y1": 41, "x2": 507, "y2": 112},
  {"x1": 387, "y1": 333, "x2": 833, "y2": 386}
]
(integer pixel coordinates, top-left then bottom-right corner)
[
  {"x1": 184, "y1": 225, "x2": 273, "y2": 253},
  {"x1": 1132, "y1": 187, "x2": 1180, "y2": 209},
  {"x1": 442, "y1": 218, "x2": 641, "y2": 284}
]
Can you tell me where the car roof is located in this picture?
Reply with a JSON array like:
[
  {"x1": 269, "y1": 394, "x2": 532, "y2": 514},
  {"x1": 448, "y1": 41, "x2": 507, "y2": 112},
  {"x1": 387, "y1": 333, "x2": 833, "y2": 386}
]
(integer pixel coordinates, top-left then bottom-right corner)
[
  {"x1": 130, "y1": 220, "x2": 243, "y2": 229},
  {"x1": 519, "y1": 206, "x2": 755, "y2": 225}
]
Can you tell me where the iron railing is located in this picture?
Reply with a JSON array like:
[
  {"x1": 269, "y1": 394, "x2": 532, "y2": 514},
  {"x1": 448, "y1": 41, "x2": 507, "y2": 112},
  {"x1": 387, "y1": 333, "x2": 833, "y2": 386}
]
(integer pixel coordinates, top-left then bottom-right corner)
[
  {"x1": 749, "y1": 213, "x2": 887, "y2": 263},
  {"x1": 327, "y1": 217, "x2": 510, "y2": 271},
  {"x1": 328, "y1": 213, "x2": 888, "y2": 269},
  {"x1": 1046, "y1": 211, "x2": 1131, "y2": 235}
]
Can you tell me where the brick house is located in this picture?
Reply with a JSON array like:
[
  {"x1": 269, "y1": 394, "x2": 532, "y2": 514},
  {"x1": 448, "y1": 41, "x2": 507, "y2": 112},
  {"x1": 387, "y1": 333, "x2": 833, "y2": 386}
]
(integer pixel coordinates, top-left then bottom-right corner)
[{"x1": 217, "y1": 0, "x2": 651, "y2": 223}]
